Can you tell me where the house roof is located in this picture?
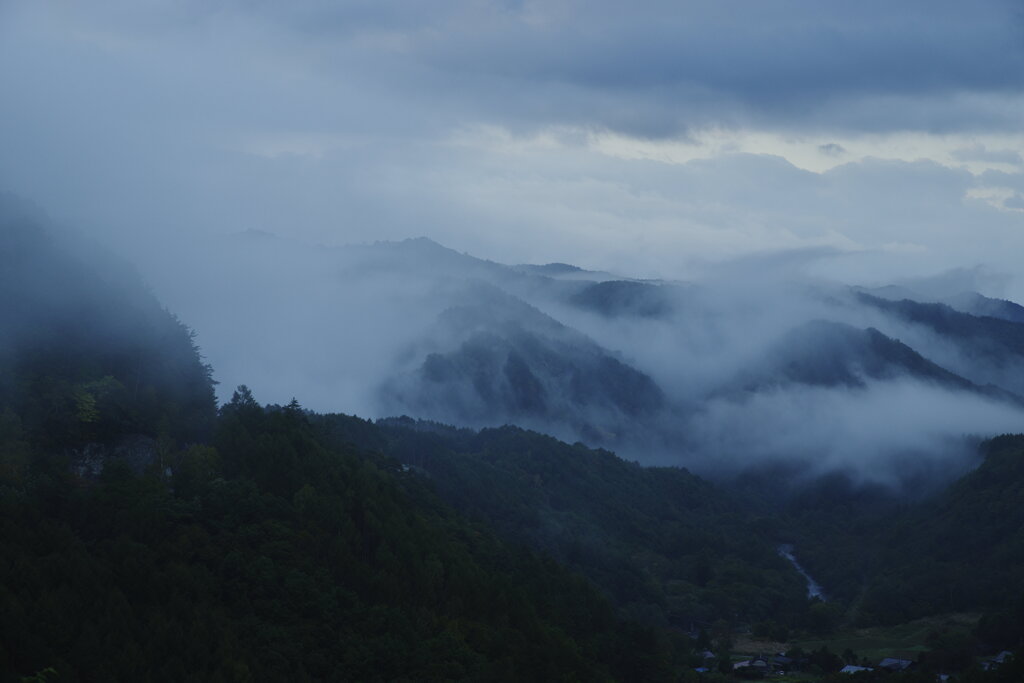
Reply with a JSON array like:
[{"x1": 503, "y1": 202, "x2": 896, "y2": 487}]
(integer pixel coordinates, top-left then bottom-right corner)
[
  {"x1": 878, "y1": 657, "x2": 913, "y2": 670},
  {"x1": 982, "y1": 651, "x2": 1013, "y2": 670}
]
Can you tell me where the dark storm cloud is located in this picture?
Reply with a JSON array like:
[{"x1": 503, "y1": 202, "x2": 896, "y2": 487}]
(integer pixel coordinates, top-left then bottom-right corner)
[
  {"x1": 1, "y1": 0, "x2": 1022, "y2": 293},
  {"x1": 10, "y1": 0, "x2": 1018, "y2": 139},
  {"x1": 3, "y1": 0, "x2": 1023, "y2": 487},
  {"x1": 259, "y1": 0, "x2": 1024, "y2": 136}
]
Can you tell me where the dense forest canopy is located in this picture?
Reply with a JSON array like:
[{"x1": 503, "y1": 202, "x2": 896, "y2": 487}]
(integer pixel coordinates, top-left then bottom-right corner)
[
  {"x1": 108, "y1": 228, "x2": 1024, "y2": 495},
  {"x1": 5, "y1": 1, "x2": 1024, "y2": 679},
  {"x1": 2, "y1": 210, "x2": 1024, "y2": 681},
  {"x1": 0, "y1": 202, "x2": 216, "y2": 455},
  {"x1": 0, "y1": 216, "x2": 678, "y2": 681}
]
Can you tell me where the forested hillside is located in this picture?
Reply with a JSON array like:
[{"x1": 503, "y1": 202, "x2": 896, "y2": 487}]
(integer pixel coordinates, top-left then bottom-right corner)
[
  {"x1": 0, "y1": 206, "x2": 216, "y2": 456},
  {"x1": 790, "y1": 435, "x2": 1024, "y2": 629},
  {"x1": 1, "y1": 388, "x2": 685, "y2": 681},
  {"x1": 318, "y1": 415, "x2": 809, "y2": 630},
  {"x1": 0, "y1": 208, "x2": 682, "y2": 681},
  {"x1": 4, "y1": 211, "x2": 1024, "y2": 681}
]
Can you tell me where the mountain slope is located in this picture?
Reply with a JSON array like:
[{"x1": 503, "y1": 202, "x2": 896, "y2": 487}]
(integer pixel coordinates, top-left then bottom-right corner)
[
  {"x1": 135, "y1": 231, "x2": 1024, "y2": 486},
  {"x1": 320, "y1": 415, "x2": 811, "y2": 630},
  {"x1": 859, "y1": 293, "x2": 1024, "y2": 360},
  {"x1": 858, "y1": 434, "x2": 1024, "y2": 624},
  {"x1": 859, "y1": 284, "x2": 1024, "y2": 323},
  {"x1": 857, "y1": 291, "x2": 1024, "y2": 397},
  {"x1": 380, "y1": 286, "x2": 668, "y2": 447},
  {"x1": 0, "y1": 202, "x2": 216, "y2": 455},
  {"x1": 781, "y1": 434, "x2": 1024, "y2": 629},
  {"x1": 569, "y1": 280, "x2": 679, "y2": 319},
  {"x1": 724, "y1": 319, "x2": 1020, "y2": 402},
  {"x1": 0, "y1": 218, "x2": 682, "y2": 681},
  {"x1": 2, "y1": 389, "x2": 684, "y2": 682}
]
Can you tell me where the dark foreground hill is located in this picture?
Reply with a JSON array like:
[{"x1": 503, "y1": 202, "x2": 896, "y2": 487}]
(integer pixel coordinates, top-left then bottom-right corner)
[
  {"x1": 789, "y1": 434, "x2": 1024, "y2": 629},
  {"x1": 0, "y1": 212, "x2": 683, "y2": 681},
  {"x1": 4, "y1": 208, "x2": 1024, "y2": 680},
  {"x1": 0, "y1": 200, "x2": 217, "y2": 453},
  {"x1": 2, "y1": 389, "x2": 689, "y2": 682},
  {"x1": 319, "y1": 415, "x2": 808, "y2": 630}
]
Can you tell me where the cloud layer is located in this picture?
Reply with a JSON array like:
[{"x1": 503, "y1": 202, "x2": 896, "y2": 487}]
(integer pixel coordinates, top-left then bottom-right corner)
[{"x1": 1, "y1": 1, "x2": 1023, "y2": 312}]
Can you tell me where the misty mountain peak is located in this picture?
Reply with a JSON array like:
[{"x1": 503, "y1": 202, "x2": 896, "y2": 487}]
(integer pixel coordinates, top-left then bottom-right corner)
[
  {"x1": 857, "y1": 282, "x2": 1024, "y2": 324},
  {"x1": 515, "y1": 262, "x2": 582, "y2": 275},
  {"x1": 95, "y1": 215, "x2": 1024, "y2": 486},
  {"x1": 724, "y1": 319, "x2": 980, "y2": 392}
]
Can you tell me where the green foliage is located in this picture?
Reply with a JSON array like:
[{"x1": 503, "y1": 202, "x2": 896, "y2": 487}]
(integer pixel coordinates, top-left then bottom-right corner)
[
  {"x1": 0, "y1": 219, "x2": 683, "y2": 680},
  {"x1": 805, "y1": 601, "x2": 843, "y2": 635},
  {"x1": 789, "y1": 435, "x2": 1024, "y2": 630},
  {"x1": 0, "y1": 218, "x2": 217, "y2": 451},
  {"x1": 975, "y1": 593, "x2": 1024, "y2": 651},
  {"x1": 7, "y1": 214, "x2": 1024, "y2": 679},
  {"x1": 0, "y1": 390, "x2": 684, "y2": 681},
  {"x1": 19, "y1": 669, "x2": 58, "y2": 683},
  {"x1": 324, "y1": 416, "x2": 811, "y2": 632}
]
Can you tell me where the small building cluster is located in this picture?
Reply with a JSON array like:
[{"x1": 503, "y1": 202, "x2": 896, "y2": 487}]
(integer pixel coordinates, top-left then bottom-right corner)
[{"x1": 693, "y1": 648, "x2": 1018, "y2": 679}]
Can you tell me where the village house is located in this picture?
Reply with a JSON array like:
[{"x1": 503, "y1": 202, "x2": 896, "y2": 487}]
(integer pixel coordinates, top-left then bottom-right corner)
[
  {"x1": 878, "y1": 657, "x2": 914, "y2": 672},
  {"x1": 840, "y1": 664, "x2": 873, "y2": 674}
]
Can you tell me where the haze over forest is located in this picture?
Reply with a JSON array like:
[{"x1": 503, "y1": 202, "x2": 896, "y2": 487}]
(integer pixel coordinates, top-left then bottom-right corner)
[
  {"x1": 3, "y1": 0, "x2": 1024, "y2": 489},
  {"x1": 101, "y1": 225, "x2": 1024, "y2": 488},
  {"x1": 2, "y1": 1, "x2": 1023, "y2": 282},
  {"x1": 4, "y1": 2, "x2": 1024, "y2": 680}
]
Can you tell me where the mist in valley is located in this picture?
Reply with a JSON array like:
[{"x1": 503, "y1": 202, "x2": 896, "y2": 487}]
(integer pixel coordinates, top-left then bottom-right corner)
[
  {"x1": 7, "y1": 5, "x2": 1024, "y2": 679},
  {"x1": 3, "y1": 0, "x2": 1024, "y2": 492},
  {"x1": 83, "y1": 220, "x2": 1023, "y2": 490}
]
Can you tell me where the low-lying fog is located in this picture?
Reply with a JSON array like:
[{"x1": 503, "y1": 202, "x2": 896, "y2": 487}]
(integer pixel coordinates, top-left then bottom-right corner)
[{"x1": 129, "y1": 228, "x2": 1024, "y2": 488}]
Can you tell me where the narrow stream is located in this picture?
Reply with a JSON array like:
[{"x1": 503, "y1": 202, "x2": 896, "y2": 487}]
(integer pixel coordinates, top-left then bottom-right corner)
[{"x1": 777, "y1": 544, "x2": 826, "y2": 600}]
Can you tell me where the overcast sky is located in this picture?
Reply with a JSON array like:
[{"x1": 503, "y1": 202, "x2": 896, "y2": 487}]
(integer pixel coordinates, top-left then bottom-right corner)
[{"x1": 2, "y1": 0, "x2": 1023, "y2": 294}]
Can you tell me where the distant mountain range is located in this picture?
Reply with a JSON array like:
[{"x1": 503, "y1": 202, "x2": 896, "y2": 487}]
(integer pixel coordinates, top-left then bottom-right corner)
[
  {"x1": 142, "y1": 233, "x2": 1024, "y2": 488},
  {"x1": 6, "y1": 202, "x2": 1024, "y2": 678}
]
